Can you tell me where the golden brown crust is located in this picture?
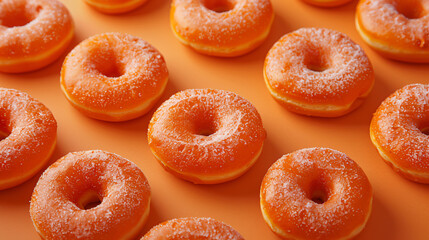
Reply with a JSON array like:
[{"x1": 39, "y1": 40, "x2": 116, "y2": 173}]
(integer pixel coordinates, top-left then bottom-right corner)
[
  {"x1": 0, "y1": 88, "x2": 57, "y2": 190},
  {"x1": 61, "y1": 32, "x2": 169, "y2": 122},
  {"x1": 260, "y1": 148, "x2": 373, "y2": 240},
  {"x1": 30, "y1": 150, "x2": 151, "y2": 240},
  {"x1": 170, "y1": 0, "x2": 274, "y2": 57},
  {"x1": 148, "y1": 89, "x2": 266, "y2": 184},
  {"x1": 0, "y1": 0, "x2": 74, "y2": 73}
]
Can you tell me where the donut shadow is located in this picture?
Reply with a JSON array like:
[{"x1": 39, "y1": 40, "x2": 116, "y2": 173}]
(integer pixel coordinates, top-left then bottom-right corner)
[
  {"x1": 123, "y1": 0, "x2": 170, "y2": 17},
  {"x1": 356, "y1": 196, "x2": 396, "y2": 239},
  {"x1": 138, "y1": 200, "x2": 164, "y2": 238}
]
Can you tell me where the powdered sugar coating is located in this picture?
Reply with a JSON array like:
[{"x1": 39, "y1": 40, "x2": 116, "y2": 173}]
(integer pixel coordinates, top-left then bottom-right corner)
[
  {"x1": 260, "y1": 148, "x2": 373, "y2": 240},
  {"x1": 264, "y1": 27, "x2": 374, "y2": 106},
  {"x1": 0, "y1": 88, "x2": 56, "y2": 190},
  {"x1": 148, "y1": 89, "x2": 266, "y2": 183},
  {"x1": 370, "y1": 84, "x2": 429, "y2": 177},
  {"x1": 30, "y1": 150, "x2": 151, "y2": 240},
  {"x1": 142, "y1": 217, "x2": 244, "y2": 240},
  {"x1": 357, "y1": 0, "x2": 429, "y2": 51},
  {"x1": 0, "y1": 0, "x2": 74, "y2": 72},
  {"x1": 171, "y1": 0, "x2": 273, "y2": 50},
  {"x1": 61, "y1": 32, "x2": 168, "y2": 118}
]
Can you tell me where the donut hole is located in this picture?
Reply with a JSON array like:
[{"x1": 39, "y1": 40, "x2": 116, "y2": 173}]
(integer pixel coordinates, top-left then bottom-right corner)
[
  {"x1": 77, "y1": 190, "x2": 103, "y2": 210},
  {"x1": 419, "y1": 126, "x2": 429, "y2": 135},
  {"x1": 194, "y1": 117, "x2": 218, "y2": 136},
  {"x1": 308, "y1": 180, "x2": 329, "y2": 204},
  {"x1": 305, "y1": 49, "x2": 330, "y2": 72},
  {"x1": 92, "y1": 49, "x2": 126, "y2": 78},
  {"x1": 395, "y1": 0, "x2": 425, "y2": 19},
  {"x1": 0, "y1": 117, "x2": 11, "y2": 141},
  {"x1": 0, "y1": 6, "x2": 41, "y2": 28},
  {"x1": 201, "y1": 0, "x2": 236, "y2": 13},
  {"x1": 0, "y1": 130, "x2": 10, "y2": 141}
]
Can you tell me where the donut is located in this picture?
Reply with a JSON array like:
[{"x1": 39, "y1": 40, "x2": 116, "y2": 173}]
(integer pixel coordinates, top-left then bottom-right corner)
[
  {"x1": 142, "y1": 217, "x2": 244, "y2": 240},
  {"x1": 260, "y1": 148, "x2": 373, "y2": 240},
  {"x1": 264, "y1": 27, "x2": 374, "y2": 117},
  {"x1": 370, "y1": 84, "x2": 429, "y2": 183},
  {"x1": 61, "y1": 32, "x2": 169, "y2": 122},
  {"x1": 300, "y1": 0, "x2": 352, "y2": 7},
  {"x1": 170, "y1": 0, "x2": 274, "y2": 57},
  {"x1": 148, "y1": 88, "x2": 266, "y2": 184},
  {"x1": 0, "y1": 0, "x2": 74, "y2": 73},
  {"x1": 0, "y1": 88, "x2": 56, "y2": 190},
  {"x1": 356, "y1": 0, "x2": 429, "y2": 63},
  {"x1": 30, "y1": 150, "x2": 151, "y2": 240},
  {"x1": 83, "y1": 0, "x2": 149, "y2": 14}
]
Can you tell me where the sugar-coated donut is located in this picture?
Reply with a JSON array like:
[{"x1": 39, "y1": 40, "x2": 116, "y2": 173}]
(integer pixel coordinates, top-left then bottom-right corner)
[
  {"x1": 61, "y1": 32, "x2": 169, "y2": 122},
  {"x1": 260, "y1": 148, "x2": 373, "y2": 240},
  {"x1": 370, "y1": 84, "x2": 429, "y2": 183},
  {"x1": 301, "y1": 0, "x2": 353, "y2": 7},
  {"x1": 264, "y1": 28, "x2": 374, "y2": 117},
  {"x1": 83, "y1": 0, "x2": 149, "y2": 14},
  {"x1": 148, "y1": 88, "x2": 266, "y2": 184},
  {"x1": 142, "y1": 217, "x2": 244, "y2": 240},
  {"x1": 0, "y1": 88, "x2": 56, "y2": 190},
  {"x1": 170, "y1": 0, "x2": 274, "y2": 57},
  {"x1": 0, "y1": 0, "x2": 74, "y2": 73},
  {"x1": 30, "y1": 150, "x2": 151, "y2": 240},
  {"x1": 356, "y1": 0, "x2": 429, "y2": 63}
]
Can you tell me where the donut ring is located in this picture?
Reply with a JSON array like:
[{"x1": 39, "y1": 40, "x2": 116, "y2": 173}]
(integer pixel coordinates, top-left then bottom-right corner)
[
  {"x1": 142, "y1": 217, "x2": 244, "y2": 240},
  {"x1": 83, "y1": 0, "x2": 149, "y2": 14},
  {"x1": 61, "y1": 32, "x2": 169, "y2": 122},
  {"x1": 301, "y1": 0, "x2": 352, "y2": 7},
  {"x1": 264, "y1": 28, "x2": 374, "y2": 117},
  {"x1": 148, "y1": 89, "x2": 266, "y2": 184},
  {"x1": 370, "y1": 84, "x2": 429, "y2": 183},
  {"x1": 0, "y1": 0, "x2": 74, "y2": 73},
  {"x1": 30, "y1": 150, "x2": 151, "y2": 240},
  {"x1": 170, "y1": 0, "x2": 274, "y2": 57},
  {"x1": 0, "y1": 88, "x2": 56, "y2": 190},
  {"x1": 356, "y1": 0, "x2": 429, "y2": 63},
  {"x1": 260, "y1": 148, "x2": 373, "y2": 240}
]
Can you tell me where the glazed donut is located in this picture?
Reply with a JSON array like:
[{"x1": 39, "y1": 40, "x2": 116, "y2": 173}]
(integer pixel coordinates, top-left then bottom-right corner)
[
  {"x1": 61, "y1": 32, "x2": 169, "y2": 122},
  {"x1": 301, "y1": 0, "x2": 352, "y2": 7},
  {"x1": 148, "y1": 88, "x2": 266, "y2": 184},
  {"x1": 260, "y1": 148, "x2": 373, "y2": 240},
  {"x1": 170, "y1": 0, "x2": 274, "y2": 57},
  {"x1": 370, "y1": 84, "x2": 429, "y2": 183},
  {"x1": 0, "y1": 0, "x2": 74, "y2": 73},
  {"x1": 264, "y1": 27, "x2": 374, "y2": 117},
  {"x1": 30, "y1": 150, "x2": 151, "y2": 240},
  {"x1": 83, "y1": 0, "x2": 149, "y2": 14},
  {"x1": 0, "y1": 88, "x2": 56, "y2": 190},
  {"x1": 142, "y1": 217, "x2": 244, "y2": 240},
  {"x1": 356, "y1": 0, "x2": 429, "y2": 63}
]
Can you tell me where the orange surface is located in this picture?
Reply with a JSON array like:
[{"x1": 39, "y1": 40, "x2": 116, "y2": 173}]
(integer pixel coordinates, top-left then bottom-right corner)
[{"x1": 0, "y1": 0, "x2": 428, "y2": 239}]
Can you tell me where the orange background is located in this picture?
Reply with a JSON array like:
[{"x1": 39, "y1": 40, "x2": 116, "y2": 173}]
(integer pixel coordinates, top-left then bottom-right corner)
[{"x1": 0, "y1": 0, "x2": 428, "y2": 239}]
